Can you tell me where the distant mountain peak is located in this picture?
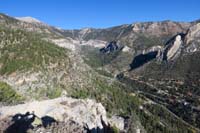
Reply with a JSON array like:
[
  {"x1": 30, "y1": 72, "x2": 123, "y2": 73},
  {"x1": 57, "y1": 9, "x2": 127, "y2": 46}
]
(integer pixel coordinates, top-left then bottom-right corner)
[{"x1": 15, "y1": 16, "x2": 41, "y2": 23}]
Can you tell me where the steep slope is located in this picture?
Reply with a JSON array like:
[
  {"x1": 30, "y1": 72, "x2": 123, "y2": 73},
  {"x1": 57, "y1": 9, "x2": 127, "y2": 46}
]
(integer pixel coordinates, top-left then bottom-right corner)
[
  {"x1": 0, "y1": 14, "x2": 147, "y2": 132},
  {"x1": 0, "y1": 13, "x2": 63, "y2": 38},
  {"x1": 0, "y1": 13, "x2": 199, "y2": 132},
  {"x1": 76, "y1": 21, "x2": 192, "y2": 77},
  {"x1": 64, "y1": 20, "x2": 190, "y2": 48},
  {"x1": 0, "y1": 26, "x2": 104, "y2": 103},
  {"x1": 117, "y1": 22, "x2": 200, "y2": 130},
  {"x1": 0, "y1": 14, "x2": 109, "y2": 51},
  {"x1": 71, "y1": 20, "x2": 200, "y2": 132},
  {"x1": 77, "y1": 20, "x2": 200, "y2": 131}
]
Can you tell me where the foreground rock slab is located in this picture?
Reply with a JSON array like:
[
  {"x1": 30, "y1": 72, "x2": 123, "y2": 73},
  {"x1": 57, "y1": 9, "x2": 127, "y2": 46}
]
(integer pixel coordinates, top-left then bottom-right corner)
[{"x1": 0, "y1": 97, "x2": 108, "y2": 131}]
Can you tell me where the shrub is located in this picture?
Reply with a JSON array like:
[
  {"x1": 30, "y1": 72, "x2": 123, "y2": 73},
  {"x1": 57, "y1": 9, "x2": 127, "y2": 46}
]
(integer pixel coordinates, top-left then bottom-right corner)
[
  {"x1": 47, "y1": 87, "x2": 62, "y2": 99},
  {"x1": 0, "y1": 81, "x2": 23, "y2": 104}
]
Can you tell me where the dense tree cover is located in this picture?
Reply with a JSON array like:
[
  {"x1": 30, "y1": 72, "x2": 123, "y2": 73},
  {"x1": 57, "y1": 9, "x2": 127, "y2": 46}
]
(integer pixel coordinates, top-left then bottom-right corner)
[
  {"x1": 0, "y1": 27, "x2": 68, "y2": 75},
  {"x1": 70, "y1": 76, "x2": 197, "y2": 132}
]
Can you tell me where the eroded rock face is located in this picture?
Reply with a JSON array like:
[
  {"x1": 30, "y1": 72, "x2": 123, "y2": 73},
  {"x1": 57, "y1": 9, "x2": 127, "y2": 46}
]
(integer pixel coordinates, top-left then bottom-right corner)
[
  {"x1": 185, "y1": 23, "x2": 200, "y2": 44},
  {"x1": 100, "y1": 41, "x2": 123, "y2": 53},
  {"x1": 167, "y1": 35, "x2": 182, "y2": 58},
  {"x1": 132, "y1": 21, "x2": 190, "y2": 37},
  {"x1": 49, "y1": 38, "x2": 77, "y2": 51},
  {"x1": 0, "y1": 97, "x2": 108, "y2": 131},
  {"x1": 129, "y1": 34, "x2": 184, "y2": 70},
  {"x1": 130, "y1": 24, "x2": 200, "y2": 66},
  {"x1": 108, "y1": 115, "x2": 125, "y2": 131},
  {"x1": 163, "y1": 34, "x2": 183, "y2": 61},
  {"x1": 142, "y1": 45, "x2": 162, "y2": 55},
  {"x1": 80, "y1": 39, "x2": 107, "y2": 48},
  {"x1": 185, "y1": 23, "x2": 200, "y2": 53},
  {"x1": 166, "y1": 35, "x2": 183, "y2": 60}
]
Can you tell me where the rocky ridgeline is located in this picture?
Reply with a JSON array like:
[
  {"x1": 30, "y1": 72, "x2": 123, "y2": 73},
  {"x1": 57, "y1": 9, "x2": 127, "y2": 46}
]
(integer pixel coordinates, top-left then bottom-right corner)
[
  {"x1": 185, "y1": 23, "x2": 200, "y2": 52},
  {"x1": 129, "y1": 34, "x2": 183, "y2": 70},
  {"x1": 129, "y1": 22, "x2": 200, "y2": 70},
  {"x1": 0, "y1": 13, "x2": 200, "y2": 133}
]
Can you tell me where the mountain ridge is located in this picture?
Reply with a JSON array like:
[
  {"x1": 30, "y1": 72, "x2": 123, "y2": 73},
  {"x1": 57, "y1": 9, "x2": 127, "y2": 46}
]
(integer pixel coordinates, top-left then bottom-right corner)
[{"x1": 0, "y1": 13, "x2": 200, "y2": 133}]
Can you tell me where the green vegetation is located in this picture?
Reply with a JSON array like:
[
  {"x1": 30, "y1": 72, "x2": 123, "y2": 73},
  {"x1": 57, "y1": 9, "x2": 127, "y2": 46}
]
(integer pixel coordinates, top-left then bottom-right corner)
[
  {"x1": 0, "y1": 27, "x2": 68, "y2": 75},
  {"x1": 0, "y1": 14, "x2": 198, "y2": 133},
  {"x1": 136, "y1": 104, "x2": 195, "y2": 133},
  {"x1": 111, "y1": 125, "x2": 120, "y2": 133},
  {"x1": 0, "y1": 13, "x2": 18, "y2": 24},
  {"x1": 0, "y1": 81, "x2": 23, "y2": 104},
  {"x1": 71, "y1": 89, "x2": 90, "y2": 99},
  {"x1": 71, "y1": 77, "x2": 141, "y2": 116},
  {"x1": 47, "y1": 87, "x2": 62, "y2": 99},
  {"x1": 118, "y1": 76, "x2": 198, "y2": 133},
  {"x1": 81, "y1": 46, "x2": 121, "y2": 68},
  {"x1": 81, "y1": 46, "x2": 123, "y2": 77},
  {"x1": 28, "y1": 87, "x2": 62, "y2": 100},
  {"x1": 131, "y1": 34, "x2": 163, "y2": 50},
  {"x1": 95, "y1": 69, "x2": 113, "y2": 78},
  {"x1": 71, "y1": 74, "x2": 197, "y2": 132}
]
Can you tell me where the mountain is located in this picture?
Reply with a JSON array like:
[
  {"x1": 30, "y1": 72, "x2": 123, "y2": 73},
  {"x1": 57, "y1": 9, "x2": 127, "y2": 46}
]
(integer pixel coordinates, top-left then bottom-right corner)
[
  {"x1": 15, "y1": 17, "x2": 42, "y2": 24},
  {"x1": 0, "y1": 13, "x2": 200, "y2": 133}
]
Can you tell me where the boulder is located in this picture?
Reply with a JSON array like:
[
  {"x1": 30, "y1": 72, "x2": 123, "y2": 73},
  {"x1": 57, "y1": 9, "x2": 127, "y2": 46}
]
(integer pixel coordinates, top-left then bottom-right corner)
[{"x1": 0, "y1": 97, "x2": 108, "y2": 131}]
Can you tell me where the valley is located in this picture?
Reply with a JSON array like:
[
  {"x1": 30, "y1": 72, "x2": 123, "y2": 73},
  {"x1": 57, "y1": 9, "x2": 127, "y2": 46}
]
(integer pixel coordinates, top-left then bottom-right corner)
[{"x1": 0, "y1": 13, "x2": 200, "y2": 133}]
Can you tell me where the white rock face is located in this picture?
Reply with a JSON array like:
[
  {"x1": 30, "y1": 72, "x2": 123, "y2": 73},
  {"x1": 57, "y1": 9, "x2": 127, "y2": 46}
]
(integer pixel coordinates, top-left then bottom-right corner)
[
  {"x1": 185, "y1": 43, "x2": 200, "y2": 53},
  {"x1": 122, "y1": 46, "x2": 131, "y2": 52},
  {"x1": 79, "y1": 28, "x2": 92, "y2": 36},
  {"x1": 50, "y1": 38, "x2": 107, "y2": 50},
  {"x1": 108, "y1": 116, "x2": 124, "y2": 130},
  {"x1": 0, "y1": 97, "x2": 108, "y2": 130},
  {"x1": 186, "y1": 23, "x2": 200, "y2": 44},
  {"x1": 142, "y1": 45, "x2": 162, "y2": 55},
  {"x1": 81, "y1": 40, "x2": 107, "y2": 48},
  {"x1": 166, "y1": 35, "x2": 182, "y2": 60},
  {"x1": 136, "y1": 128, "x2": 141, "y2": 133},
  {"x1": 184, "y1": 23, "x2": 200, "y2": 53},
  {"x1": 15, "y1": 17, "x2": 42, "y2": 24},
  {"x1": 50, "y1": 38, "x2": 78, "y2": 51},
  {"x1": 132, "y1": 23, "x2": 143, "y2": 32}
]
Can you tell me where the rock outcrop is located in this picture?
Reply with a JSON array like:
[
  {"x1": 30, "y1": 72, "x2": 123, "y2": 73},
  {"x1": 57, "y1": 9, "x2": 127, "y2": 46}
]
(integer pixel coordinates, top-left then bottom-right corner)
[
  {"x1": 129, "y1": 34, "x2": 185, "y2": 70},
  {"x1": 1, "y1": 13, "x2": 200, "y2": 133},
  {"x1": 0, "y1": 97, "x2": 107, "y2": 129},
  {"x1": 0, "y1": 113, "x2": 87, "y2": 133},
  {"x1": 0, "y1": 97, "x2": 109, "y2": 132},
  {"x1": 185, "y1": 23, "x2": 200, "y2": 53},
  {"x1": 132, "y1": 21, "x2": 190, "y2": 36},
  {"x1": 100, "y1": 41, "x2": 123, "y2": 53},
  {"x1": 185, "y1": 23, "x2": 200, "y2": 44},
  {"x1": 162, "y1": 34, "x2": 184, "y2": 61}
]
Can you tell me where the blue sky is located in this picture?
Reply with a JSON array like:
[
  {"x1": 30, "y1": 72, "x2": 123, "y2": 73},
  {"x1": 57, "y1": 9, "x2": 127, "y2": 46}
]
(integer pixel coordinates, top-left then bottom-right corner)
[{"x1": 0, "y1": 0, "x2": 199, "y2": 29}]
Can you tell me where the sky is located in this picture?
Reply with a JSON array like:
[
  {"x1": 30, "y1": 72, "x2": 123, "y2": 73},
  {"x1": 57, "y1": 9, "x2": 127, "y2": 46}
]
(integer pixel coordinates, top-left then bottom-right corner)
[{"x1": 0, "y1": 0, "x2": 199, "y2": 29}]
